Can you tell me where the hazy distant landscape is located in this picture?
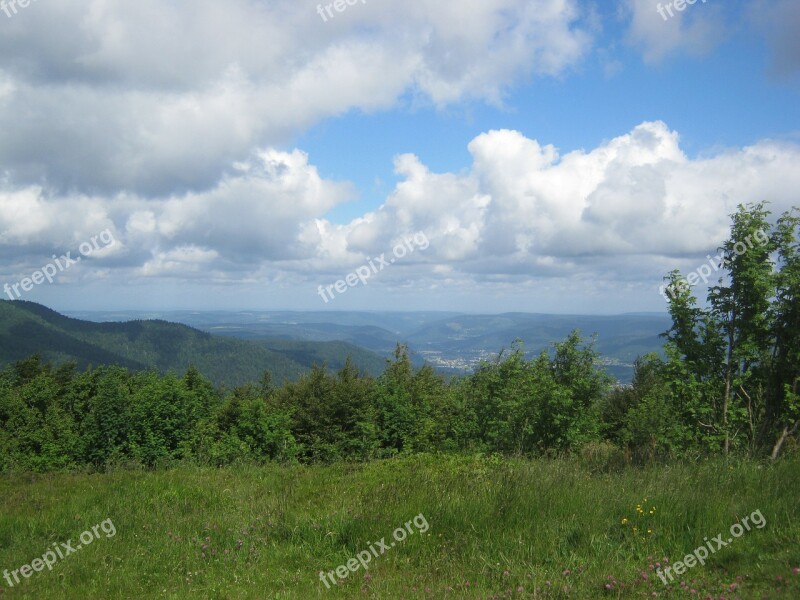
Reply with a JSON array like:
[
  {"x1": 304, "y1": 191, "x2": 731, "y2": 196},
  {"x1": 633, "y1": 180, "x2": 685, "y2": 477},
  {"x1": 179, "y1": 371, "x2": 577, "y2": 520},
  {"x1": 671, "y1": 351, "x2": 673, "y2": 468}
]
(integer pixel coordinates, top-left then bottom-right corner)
[{"x1": 63, "y1": 309, "x2": 671, "y2": 382}]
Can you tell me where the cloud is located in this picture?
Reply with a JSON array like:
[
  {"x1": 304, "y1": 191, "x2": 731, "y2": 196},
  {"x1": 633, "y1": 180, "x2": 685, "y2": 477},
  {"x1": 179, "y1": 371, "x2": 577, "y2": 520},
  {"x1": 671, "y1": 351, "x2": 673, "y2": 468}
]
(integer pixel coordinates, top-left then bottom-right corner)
[
  {"x1": 328, "y1": 121, "x2": 800, "y2": 286},
  {"x1": 623, "y1": 0, "x2": 800, "y2": 74},
  {"x1": 2, "y1": 122, "x2": 799, "y2": 305},
  {"x1": 623, "y1": 0, "x2": 727, "y2": 63},
  {"x1": 749, "y1": 0, "x2": 800, "y2": 77},
  {"x1": 0, "y1": 0, "x2": 591, "y2": 196},
  {"x1": 0, "y1": 147, "x2": 350, "y2": 280},
  {"x1": 138, "y1": 246, "x2": 220, "y2": 278},
  {"x1": 353, "y1": 122, "x2": 800, "y2": 273}
]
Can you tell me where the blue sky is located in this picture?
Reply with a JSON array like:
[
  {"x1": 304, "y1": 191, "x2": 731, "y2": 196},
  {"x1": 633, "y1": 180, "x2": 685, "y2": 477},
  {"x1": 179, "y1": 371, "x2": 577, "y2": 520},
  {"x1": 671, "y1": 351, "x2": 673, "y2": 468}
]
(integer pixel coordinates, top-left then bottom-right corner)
[
  {"x1": 300, "y1": 1, "x2": 798, "y2": 226},
  {"x1": 0, "y1": 0, "x2": 798, "y2": 313}
]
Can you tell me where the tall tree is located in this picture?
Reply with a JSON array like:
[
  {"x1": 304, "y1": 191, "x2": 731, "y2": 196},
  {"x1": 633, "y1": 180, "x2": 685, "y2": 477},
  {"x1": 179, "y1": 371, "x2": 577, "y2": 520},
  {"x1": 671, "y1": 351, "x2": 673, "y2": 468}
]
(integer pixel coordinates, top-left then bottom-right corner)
[
  {"x1": 768, "y1": 209, "x2": 800, "y2": 456},
  {"x1": 708, "y1": 203, "x2": 774, "y2": 454}
]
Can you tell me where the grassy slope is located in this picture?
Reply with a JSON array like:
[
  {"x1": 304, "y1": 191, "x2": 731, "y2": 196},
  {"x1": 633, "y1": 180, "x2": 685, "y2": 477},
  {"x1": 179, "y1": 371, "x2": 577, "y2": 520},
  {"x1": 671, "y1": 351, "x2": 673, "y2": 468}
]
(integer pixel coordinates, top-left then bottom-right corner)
[{"x1": 0, "y1": 455, "x2": 798, "y2": 599}]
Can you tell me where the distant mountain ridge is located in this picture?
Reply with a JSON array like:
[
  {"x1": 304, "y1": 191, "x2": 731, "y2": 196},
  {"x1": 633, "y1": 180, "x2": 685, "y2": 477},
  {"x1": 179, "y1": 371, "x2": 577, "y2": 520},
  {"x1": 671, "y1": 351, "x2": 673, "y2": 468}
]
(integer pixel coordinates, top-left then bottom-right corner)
[
  {"x1": 65, "y1": 309, "x2": 672, "y2": 382},
  {"x1": 0, "y1": 301, "x2": 388, "y2": 387}
]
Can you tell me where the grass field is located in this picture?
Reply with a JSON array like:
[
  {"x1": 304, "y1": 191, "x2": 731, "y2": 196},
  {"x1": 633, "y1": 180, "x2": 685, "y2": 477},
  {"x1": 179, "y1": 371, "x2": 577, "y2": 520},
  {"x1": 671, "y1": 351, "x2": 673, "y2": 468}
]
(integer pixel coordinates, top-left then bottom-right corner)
[{"x1": 0, "y1": 454, "x2": 798, "y2": 599}]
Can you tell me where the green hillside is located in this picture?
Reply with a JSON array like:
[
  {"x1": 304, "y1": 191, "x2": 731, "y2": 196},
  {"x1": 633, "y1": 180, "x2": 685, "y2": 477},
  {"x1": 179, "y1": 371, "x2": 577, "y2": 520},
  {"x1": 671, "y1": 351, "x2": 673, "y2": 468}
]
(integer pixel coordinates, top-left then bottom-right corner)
[
  {"x1": 1, "y1": 456, "x2": 797, "y2": 599},
  {"x1": 0, "y1": 301, "x2": 386, "y2": 387}
]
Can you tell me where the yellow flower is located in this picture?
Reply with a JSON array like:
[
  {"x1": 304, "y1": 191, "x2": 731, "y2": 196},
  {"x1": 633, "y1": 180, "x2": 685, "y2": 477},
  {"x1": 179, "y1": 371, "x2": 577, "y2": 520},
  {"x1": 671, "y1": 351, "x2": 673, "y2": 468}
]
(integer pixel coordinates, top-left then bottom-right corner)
[
  {"x1": 647, "y1": 529, "x2": 652, "y2": 534},
  {"x1": 621, "y1": 518, "x2": 628, "y2": 525}
]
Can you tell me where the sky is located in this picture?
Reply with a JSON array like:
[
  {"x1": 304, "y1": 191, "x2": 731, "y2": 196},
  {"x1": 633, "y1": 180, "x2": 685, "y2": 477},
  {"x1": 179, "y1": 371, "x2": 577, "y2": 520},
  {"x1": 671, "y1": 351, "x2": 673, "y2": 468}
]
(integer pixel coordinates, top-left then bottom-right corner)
[{"x1": 0, "y1": 0, "x2": 798, "y2": 314}]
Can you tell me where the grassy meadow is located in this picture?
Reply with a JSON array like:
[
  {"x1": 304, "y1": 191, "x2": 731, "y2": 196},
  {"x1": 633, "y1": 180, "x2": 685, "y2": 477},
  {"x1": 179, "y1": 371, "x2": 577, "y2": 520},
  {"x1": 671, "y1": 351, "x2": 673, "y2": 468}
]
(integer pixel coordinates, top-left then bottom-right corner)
[{"x1": 0, "y1": 454, "x2": 798, "y2": 599}]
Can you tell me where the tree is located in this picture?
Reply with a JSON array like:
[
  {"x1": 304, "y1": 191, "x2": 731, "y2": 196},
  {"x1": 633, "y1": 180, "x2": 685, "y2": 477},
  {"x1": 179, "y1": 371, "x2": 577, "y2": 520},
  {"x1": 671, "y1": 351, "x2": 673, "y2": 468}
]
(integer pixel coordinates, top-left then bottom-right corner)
[
  {"x1": 469, "y1": 341, "x2": 536, "y2": 454},
  {"x1": 661, "y1": 202, "x2": 800, "y2": 456},
  {"x1": 375, "y1": 345, "x2": 417, "y2": 454},
  {"x1": 538, "y1": 331, "x2": 612, "y2": 452},
  {"x1": 81, "y1": 366, "x2": 131, "y2": 465},
  {"x1": 768, "y1": 209, "x2": 800, "y2": 456},
  {"x1": 708, "y1": 202, "x2": 774, "y2": 454}
]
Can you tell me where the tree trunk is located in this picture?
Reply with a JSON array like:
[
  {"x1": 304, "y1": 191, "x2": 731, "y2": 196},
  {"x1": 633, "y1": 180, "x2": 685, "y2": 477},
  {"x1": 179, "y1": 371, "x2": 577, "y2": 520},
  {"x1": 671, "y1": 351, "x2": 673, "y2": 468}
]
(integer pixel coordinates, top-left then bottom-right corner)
[
  {"x1": 771, "y1": 420, "x2": 799, "y2": 460},
  {"x1": 721, "y1": 304, "x2": 740, "y2": 456}
]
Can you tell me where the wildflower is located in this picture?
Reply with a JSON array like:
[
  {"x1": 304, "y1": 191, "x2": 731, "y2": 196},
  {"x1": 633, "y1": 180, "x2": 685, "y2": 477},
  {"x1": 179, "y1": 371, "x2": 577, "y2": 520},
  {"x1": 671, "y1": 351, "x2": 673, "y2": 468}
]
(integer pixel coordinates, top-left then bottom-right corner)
[{"x1": 621, "y1": 518, "x2": 628, "y2": 524}]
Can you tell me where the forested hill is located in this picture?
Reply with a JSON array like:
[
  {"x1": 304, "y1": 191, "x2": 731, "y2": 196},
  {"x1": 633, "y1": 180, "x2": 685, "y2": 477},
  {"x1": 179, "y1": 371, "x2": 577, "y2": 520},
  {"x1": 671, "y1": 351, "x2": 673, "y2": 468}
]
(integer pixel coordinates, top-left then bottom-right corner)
[{"x1": 0, "y1": 301, "x2": 386, "y2": 387}]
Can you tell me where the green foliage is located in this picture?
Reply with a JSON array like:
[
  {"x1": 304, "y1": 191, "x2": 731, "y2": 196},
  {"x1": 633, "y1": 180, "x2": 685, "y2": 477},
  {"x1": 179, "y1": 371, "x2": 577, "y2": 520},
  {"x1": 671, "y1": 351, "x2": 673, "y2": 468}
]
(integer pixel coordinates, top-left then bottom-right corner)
[
  {"x1": 658, "y1": 203, "x2": 800, "y2": 457},
  {"x1": 0, "y1": 330, "x2": 620, "y2": 472},
  {"x1": 276, "y1": 359, "x2": 377, "y2": 463},
  {"x1": 374, "y1": 344, "x2": 417, "y2": 454},
  {"x1": 769, "y1": 210, "x2": 800, "y2": 440},
  {"x1": 467, "y1": 334, "x2": 611, "y2": 455},
  {"x1": 192, "y1": 388, "x2": 297, "y2": 466},
  {"x1": 128, "y1": 372, "x2": 197, "y2": 465},
  {"x1": 576, "y1": 440, "x2": 627, "y2": 473},
  {"x1": 469, "y1": 342, "x2": 539, "y2": 454}
]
